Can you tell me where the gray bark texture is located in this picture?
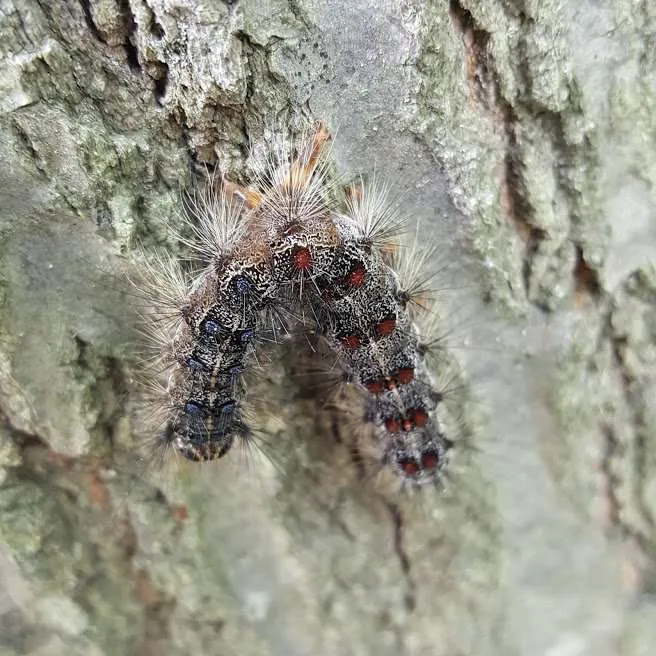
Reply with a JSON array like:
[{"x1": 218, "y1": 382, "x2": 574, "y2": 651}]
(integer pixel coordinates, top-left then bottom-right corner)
[{"x1": 1, "y1": 0, "x2": 655, "y2": 655}]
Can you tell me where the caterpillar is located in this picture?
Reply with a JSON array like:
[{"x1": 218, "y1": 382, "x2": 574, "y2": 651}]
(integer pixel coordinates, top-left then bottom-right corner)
[
  {"x1": 135, "y1": 199, "x2": 259, "y2": 463},
  {"x1": 137, "y1": 122, "x2": 454, "y2": 486}
]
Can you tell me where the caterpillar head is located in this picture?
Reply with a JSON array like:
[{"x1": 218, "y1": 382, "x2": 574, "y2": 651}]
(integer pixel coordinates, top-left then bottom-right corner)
[{"x1": 168, "y1": 400, "x2": 246, "y2": 462}]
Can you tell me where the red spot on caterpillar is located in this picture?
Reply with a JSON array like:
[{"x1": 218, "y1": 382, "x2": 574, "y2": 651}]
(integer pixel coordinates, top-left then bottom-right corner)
[
  {"x1": 341, "y1": 334, "x2": 361, "y2": 349},
  {"x1": 365, "y1": 379, "x2": 385, "y2": 394},
  {"x1": 421, "y1": 451, "x2": 440, "y2": 471},
  {"x1": 345, "y1": 266, "x2": 366, "y2": 288},
  {"x1": 293, "y1": 246, "x2": 312, "y2": 271},
  {"x1": 396, "y1": 367, "x2": 415, "y2": 384},
  {"x1": 402, "y1": 418, "x2": 413, "y2": 432},
  {"x1": 399, "y1": 458, "x2": 419, "y2": 476},
  {"x1": 384, "y1": 416, "x2": 401, "y2": 433},
  {"x1": 375, "y1": 317, "x2": 396, "y2": 338},
  {"x1": 410, "y1": 408, "x2": 428, "y2": 427}
]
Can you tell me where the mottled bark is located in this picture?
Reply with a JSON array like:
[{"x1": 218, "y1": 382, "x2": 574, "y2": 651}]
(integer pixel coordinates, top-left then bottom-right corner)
[{"x1": 1, "y1": 1, "x2": 655, "y2": 655}]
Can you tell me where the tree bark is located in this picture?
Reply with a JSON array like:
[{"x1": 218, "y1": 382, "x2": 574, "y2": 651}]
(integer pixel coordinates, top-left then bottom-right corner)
[{"x1": 1, "y1": 1, "x2": 655, "y2": 655}]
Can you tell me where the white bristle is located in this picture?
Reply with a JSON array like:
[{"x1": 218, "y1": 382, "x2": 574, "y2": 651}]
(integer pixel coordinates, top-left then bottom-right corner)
[
  {"x1": 343, "y1": 174, "x2": 407, "y2": 249},
  {"x1": 180, "y1": 171, "x2": 249, "y2": 261}
]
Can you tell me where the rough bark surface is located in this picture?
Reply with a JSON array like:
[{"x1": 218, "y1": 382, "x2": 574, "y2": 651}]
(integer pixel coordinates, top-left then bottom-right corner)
[{"x1": 1, "y1": 1, "x2": 655, "y2": 655}]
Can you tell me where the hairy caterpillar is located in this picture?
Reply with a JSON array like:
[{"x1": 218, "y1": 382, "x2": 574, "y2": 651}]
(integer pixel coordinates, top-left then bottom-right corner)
[{"x1": 138, "y1": 123, "x2": 455, "y2": 486}]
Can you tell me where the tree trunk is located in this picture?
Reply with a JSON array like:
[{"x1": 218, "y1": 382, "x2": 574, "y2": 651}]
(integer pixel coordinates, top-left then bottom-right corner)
[{"x1": 1, "y1": 1, "x2": 655, "y2": 655}]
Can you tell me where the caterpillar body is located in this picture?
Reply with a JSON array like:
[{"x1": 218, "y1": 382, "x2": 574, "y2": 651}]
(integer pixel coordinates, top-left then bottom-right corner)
[
  {"x1": 140, "y1": 123, "x2": 453, "y2": 485},
  {"x1": 306, "y1": 204, "x2": 450, "y2": 485},
  {"x1": 150, "y1": 221, "x2": 272, "y2": 462}
]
